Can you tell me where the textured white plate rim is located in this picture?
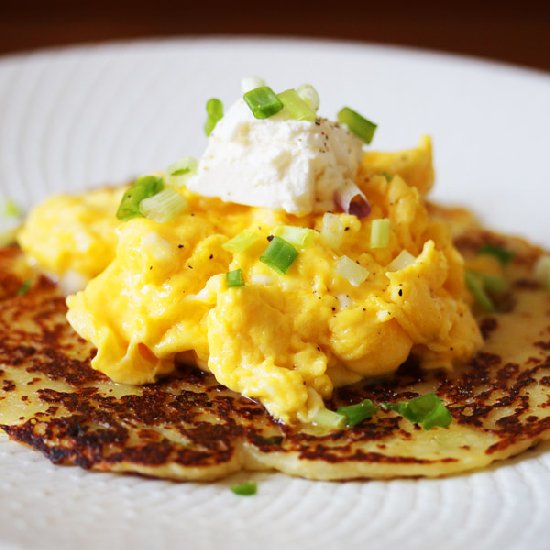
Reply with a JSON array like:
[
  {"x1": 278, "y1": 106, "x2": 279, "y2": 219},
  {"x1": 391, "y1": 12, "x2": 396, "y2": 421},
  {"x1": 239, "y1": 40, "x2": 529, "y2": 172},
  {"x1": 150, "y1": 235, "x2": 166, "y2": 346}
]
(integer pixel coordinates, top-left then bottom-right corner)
[
  {"x1": 3, "y1": 34, "x2": 550, "y2": 81},
  {"x1": 0, "y1": 37, "x2": 548, "y2": 550}
]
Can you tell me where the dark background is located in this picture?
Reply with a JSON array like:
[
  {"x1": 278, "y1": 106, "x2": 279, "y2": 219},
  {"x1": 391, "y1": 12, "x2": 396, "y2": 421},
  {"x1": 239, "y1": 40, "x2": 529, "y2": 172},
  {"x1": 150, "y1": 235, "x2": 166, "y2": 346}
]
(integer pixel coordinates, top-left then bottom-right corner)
[{"x1": 1, "y1": 0, "x2": 549, "y2": 72}]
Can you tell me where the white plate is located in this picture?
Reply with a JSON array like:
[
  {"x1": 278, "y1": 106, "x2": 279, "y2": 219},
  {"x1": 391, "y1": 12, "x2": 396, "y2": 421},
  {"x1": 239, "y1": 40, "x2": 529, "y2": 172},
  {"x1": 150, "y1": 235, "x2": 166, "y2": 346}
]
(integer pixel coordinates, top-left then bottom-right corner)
[{"x1": 0, "y1": 38, "x2": 549, "y2": 550}]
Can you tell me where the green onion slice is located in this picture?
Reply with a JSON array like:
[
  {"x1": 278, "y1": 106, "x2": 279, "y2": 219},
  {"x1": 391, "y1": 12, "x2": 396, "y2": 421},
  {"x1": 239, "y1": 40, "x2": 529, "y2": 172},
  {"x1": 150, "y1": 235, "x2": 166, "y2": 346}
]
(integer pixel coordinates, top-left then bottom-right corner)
[
  {"x1": 243, "y1": 87, "x2": 284, "y2": 119},
  {"x1": 230, "y1": 482, "x2": 257, "y2": 496},
  {"x1": 17, "y1": 279, "x2": 32, "y2": 296},
  {"x1": 204, "y1": 98, "x2": 224, "y2": 136},
  {"x1": 313, "y1": 408, "x2": 346, "y2": 429},
  {"x1": 1, "y1": 198, "x2": 22, "y2": 219},
  {"x1": 465, "y1": 270, "x2": 495, "y2": 312},
  {"x1": 387, "y1": 393, "x2": 452, "y2": 430},
  {"x1": 260, "y1": 236, "x2": 298, "y2": 275},
  {"x1": 336, "y1": 255, "x2": 370, "y2": 287},
  {"x1": 337, "y1": 107, "x2": 377, "y2": 144},
  {"x1": 116, "y1": 176, "x2": 165, "y2": 221},
  {"x1": 478, "y1": 244, "x2": 514, "y2": 265},
  {"x1": 167, "y1": 156, "x2": 198, "y2": 178},
  {"x1": 226, "y1": 269, "x2": 245, "y2": 288},
  {"x1": 222, "y1": 230, "x2": 259, "y2": 253},
  {"x1": 139, "y1": 188, "x2": 187, "y2": 223},
  {"x1": 320, "y1": 212, "x2": 345, "y2": 250},
  {"x1": 337, "y1": 399, "x2": 378, "y2": 427},
  {"x1": 296, "y1": 84, "x2": 320, "y2": 112},
  {"x1": 277, "y1": 89, "x2": 316, "y2": 121},
  {"x1": 478, "y1": 272, "x2": 507, "y2": 294},
  {"x1": 370, "y1": 219, "x2": 391, "y2": 249},
  {"x1": 387, "y1": 250, "x2": 416, "y2": 272},
  {"x1": 273, "y1": 225, "x2": 316, "y2": 249}
]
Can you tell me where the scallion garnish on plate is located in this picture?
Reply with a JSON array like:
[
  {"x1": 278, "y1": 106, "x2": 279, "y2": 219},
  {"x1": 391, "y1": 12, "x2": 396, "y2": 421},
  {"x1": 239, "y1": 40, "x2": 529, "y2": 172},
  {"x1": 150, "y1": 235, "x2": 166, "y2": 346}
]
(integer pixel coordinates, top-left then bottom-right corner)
[
  {"x1": 277, "y1": 89, "x2": 316, "y2": 121},
  {"x1": 335, "y1": 255, "x2": 370, "y2": 287},
  {"x1": 260, "y1": 236, "x2": 298, "y2": 274},
  {"x1": 385, "y1": 393, "x2": 452, "y2": 430},
  {"x1": 337, "y1": 399, "x2": 378, "y2": 427},
  {"x1": 230, "y1": 481, "x2": 257, "y2": 496},
  {"x1": 139, "y1": 188, "x2": 187, "y2": 223},
  {"x1": 1, "y1": 198, "x2": 22, "y2": 219},
  {"x1": 273, "y1": 225, "x2": 316, "y2": 249},
  {"x1": 116, "y1": 176, "x2": 165, "y2": 221},
  {"x1": 370, "y1": 219, "x2": 391, "y2": 249},
  {"x1": 204, "y1": 98, "x2": 224, "y2": 136},
  {"x1": 226, "y1": 269, "x2": 245, "y2": 288},
  {"x1": 222, "y1": 230, "x2": 259, "y2": 253},
  {"x1": 295, "y1": 84, "x2": 320, "y2": 112},
  {"x1": 243, "y1": 87, "x2": 284, "y2": 119},
  {"x1": 478, "y1": 243, "x2": 514, "y2": 265},
  {"x1": 464, "y1": 270, "x2": 496, "y2": 312},
  {"x1": 17, "y1": 279, "x2": 32, "y2": 296},
  {"x1": 167, "y1": 156, "x2": 198, "y2": 178},
  {"x1": 337, "y1": 107, "x2": 377, "y2": 144},
  {"x1": 313, "y1": 408, "x2": 346, "y2": 429}
]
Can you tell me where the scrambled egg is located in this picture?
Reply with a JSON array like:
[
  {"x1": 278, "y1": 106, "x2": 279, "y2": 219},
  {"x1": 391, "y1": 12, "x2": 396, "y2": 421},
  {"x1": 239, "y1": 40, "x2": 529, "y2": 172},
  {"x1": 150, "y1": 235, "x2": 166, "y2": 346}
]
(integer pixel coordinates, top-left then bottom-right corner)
[
  {"x1": 19, "y1": 138, "x2": 482, "y2": 424},
  {"x1": 19, "y1": 187, "x2": 123, "y2": 281}
]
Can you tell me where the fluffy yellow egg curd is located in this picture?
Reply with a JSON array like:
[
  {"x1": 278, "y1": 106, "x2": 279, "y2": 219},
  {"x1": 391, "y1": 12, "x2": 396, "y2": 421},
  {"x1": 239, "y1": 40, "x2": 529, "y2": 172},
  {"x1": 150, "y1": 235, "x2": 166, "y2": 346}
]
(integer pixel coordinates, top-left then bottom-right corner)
[
  {"x1": 18, "y1": 187, "x2": 123, "y2": 282},
  {"x1": 19, "y1": 138, "x2": 483, "y2": 425}
]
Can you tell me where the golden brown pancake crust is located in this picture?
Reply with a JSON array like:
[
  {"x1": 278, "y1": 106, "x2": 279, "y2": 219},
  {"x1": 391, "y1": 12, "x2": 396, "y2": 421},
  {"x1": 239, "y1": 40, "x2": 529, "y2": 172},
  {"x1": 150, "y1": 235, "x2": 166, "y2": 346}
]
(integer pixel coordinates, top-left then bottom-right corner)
[{"x1": 0, "y1": 233, "x2": 549, "y2": 481}]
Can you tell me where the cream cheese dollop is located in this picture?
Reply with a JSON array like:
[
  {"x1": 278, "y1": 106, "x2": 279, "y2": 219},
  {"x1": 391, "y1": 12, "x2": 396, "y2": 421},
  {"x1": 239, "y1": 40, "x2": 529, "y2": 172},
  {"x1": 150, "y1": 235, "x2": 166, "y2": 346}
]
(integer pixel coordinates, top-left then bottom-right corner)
[{"x1": 186, "y1": 99, "x2": 364, "y2": 215}]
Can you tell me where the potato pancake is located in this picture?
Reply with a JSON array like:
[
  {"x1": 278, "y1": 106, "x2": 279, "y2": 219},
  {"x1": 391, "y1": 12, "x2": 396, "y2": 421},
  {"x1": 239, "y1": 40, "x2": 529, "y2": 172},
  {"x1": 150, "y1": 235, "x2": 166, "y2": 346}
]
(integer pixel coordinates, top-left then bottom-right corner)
[{"x1": 0, "y1": 230, "x2": 549, "y2": 481}]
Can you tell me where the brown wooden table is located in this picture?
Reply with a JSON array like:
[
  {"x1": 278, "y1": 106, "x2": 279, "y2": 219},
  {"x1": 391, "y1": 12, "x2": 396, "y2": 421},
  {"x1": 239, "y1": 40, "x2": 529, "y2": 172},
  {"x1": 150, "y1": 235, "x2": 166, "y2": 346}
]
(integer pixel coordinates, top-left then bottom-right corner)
[{"x1": 1, "y1": 0, "x2": 549, "y2": 73}]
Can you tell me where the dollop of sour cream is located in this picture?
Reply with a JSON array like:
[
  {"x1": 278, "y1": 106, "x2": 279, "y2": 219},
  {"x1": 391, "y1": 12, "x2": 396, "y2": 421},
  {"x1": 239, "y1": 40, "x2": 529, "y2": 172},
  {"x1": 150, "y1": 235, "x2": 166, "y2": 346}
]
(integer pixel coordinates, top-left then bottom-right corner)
[{"x1": 186, "y1": 99, "x2": 364, "y2": 215}]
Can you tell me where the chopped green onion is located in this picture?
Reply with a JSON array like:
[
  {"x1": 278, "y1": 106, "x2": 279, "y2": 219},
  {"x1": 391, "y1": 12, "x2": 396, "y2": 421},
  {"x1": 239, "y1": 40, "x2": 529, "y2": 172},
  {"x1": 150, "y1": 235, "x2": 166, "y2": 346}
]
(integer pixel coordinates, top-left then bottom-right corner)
[
  {"x1": 17, "y1": 279, "x2": 32, "y2": 296},
  {"x1": 478, "y1": 272, "x2": 507, "y2": 294},
  {"x1": 222, "y1": 230, "x2": 259, "y2": 253},
  {"x1": 230, "y1": 482, "x2": 257, "y2": 496},
  {"x1": 139, "y1": 188, "x2": 187, "y2": 223},
  {"x1": 535, "y1": 255, "x2": 550, "y2": 290},
  {"x1": 337, "y1": 107, "x2": 377, "y2": 144},
  {"x1": 478, "y1": 244, "x2": 514, "y2": 265},
  {"x1": 243, "y1": 87, "x2": 284, "y2": 119},
  {"x1": 387, "y1": 250, "x2": 416, "y2": 272},
  {"x1": 296, "y1": 84, "x2": 320, "y2": 112},
  {"x1": 167, "y1": 156, "x2": 198, "y2": 178},
  {"x1": 465, "y1": 270, "x2": 495, "y2": 312},
  {"x1": 313, "y1": 408, "x2": 346, "y2": 429},
  {"x1": 1, "y1": 198, "x2": 22, "y2": 219},
  {"x1": 336, "y1": 255, "x2": 370, "y2": 287},
  {"x1": 116, "y1": 176, "x2": 165, "y2": 221},
  {"x1": 226, "y1": 269, "x2": 245, "y2": 288},
  {"x1": 277, "y1": 89, "x2": 316, "y2": 121},
  {"x1": 320, "y1": 212, "x2": 345, "y2": 250},
  {"x1": 370, "y1": 219, "x2": 391, "y2": 249},
  {"x1": 241, "y1": 76, "x2": 266, "y2": 93},
  {"x1": 337, "y1": 399, "x2": 378, "y2": 427},
  {"x1": 204, "y1": 98, "x2": 224, "y2": 136},
  {"x1": 260, "y1": 236, "x2": 298, "y2": 275},
  {"x1": 387, "y1": 393, "x2": 452, "y2": 430},
  {"x1": 274, "y1": 225, "x2": 316, "y2": 249}
]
